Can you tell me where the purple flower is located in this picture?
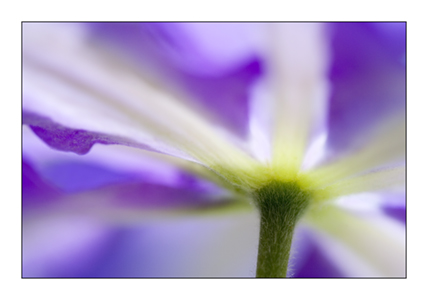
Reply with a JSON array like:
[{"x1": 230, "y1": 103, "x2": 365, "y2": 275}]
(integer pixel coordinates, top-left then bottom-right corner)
[{"x1": 22, "y1": 22, "x2": 405, "y2": 277}]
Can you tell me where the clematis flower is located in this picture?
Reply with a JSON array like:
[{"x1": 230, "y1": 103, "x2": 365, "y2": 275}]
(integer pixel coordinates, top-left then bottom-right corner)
[{"x1": 22, "y1": 22, "x2": 406, "y2": 277}]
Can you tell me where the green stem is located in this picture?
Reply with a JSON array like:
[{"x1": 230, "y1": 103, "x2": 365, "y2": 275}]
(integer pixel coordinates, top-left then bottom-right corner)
[{"x1": 254, "y1": 180, "x2": 311, "y2": 278}]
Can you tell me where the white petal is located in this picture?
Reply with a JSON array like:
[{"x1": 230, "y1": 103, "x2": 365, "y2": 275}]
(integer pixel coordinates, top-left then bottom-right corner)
[
  {"x1": 261, "y1": 23, "x2": 330, "y2": 178},
  {"x1": 314, "y1": 165, "x2": 405, "y2": 202},
  {"x1": 303, "y1": 114, "x2": 405, "y2": 189},
  {"x1": 304, "y1": 205, "x2": 405, "y2": 277},
  {"x1": 247, "y1": 79, "x2": 274, "y2": 163},
  {"x1": 334, "y1": 193, "x2": 388, "y2": 215},
  {"x1": 23, "y1": 23, "x2": 257, "y2": 172}
]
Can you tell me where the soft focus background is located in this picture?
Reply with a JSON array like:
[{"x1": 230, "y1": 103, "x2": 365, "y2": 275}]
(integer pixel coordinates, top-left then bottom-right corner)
[{"x1": 22, "y1": 22, "x2": 405, "y2": 277}]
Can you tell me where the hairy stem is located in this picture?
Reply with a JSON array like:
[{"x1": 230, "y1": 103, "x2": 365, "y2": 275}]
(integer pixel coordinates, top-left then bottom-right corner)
[{"x1": 254, "y1": 181, "x2": 311, "y2": 278}]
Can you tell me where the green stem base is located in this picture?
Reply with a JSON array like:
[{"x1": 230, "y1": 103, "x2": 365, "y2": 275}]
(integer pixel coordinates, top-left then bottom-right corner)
[{"x1": 254, "y1": 180, "x2": 311, "y2": 278}]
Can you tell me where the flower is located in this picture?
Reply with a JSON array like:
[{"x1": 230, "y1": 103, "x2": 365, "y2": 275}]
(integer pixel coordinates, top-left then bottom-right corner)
[{"x1": 22, "y1": 22, "x2": 405, "y2": 277}]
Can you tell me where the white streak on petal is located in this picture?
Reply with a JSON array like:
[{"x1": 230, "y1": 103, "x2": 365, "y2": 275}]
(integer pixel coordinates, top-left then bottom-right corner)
[
  {"x1": 301, "y1": 131, "x2": 328, "y2": 171},
  {"x1": 248, "y1": 78, "x2": 274, "y2": 163},
  {"x1": 263, "y1": 23, "x2": 330, "y2": 179},
  {"x1": 304, "y1": 115, "x2": 405, "y2": 189},
  {"x1": 334, "y1": 193, "x2": 384, "y2": 215}
]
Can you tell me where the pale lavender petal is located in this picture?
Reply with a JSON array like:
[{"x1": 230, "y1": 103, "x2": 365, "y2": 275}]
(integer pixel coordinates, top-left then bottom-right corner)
[
  {"x1": 88, "y1": 22, "x2": 262, "y2": 137},
  {"x1": 327, "y1": 22, "x2": 406, "y2": 151},
  {"x1": 23, "y1": 211, "x2": 258, "y2": 277},
  {"x1": 74, "y1": 214, "x2": 258, "y2": 277},
  {"x1": 23, "y1": 215, "x2": 113, "y2": 277},
  {"x1": 22, "y1": 159, "x2": 113, "y2": 277}
]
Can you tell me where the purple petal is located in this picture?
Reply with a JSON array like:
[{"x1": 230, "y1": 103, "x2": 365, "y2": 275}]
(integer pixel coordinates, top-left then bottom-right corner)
[
  {"x1": 24, "y1": 156, "x2": 226, "y2": 210},
  {"x1": 88, "y1": 22, "x2": 262, "y2": 138},
  {"x1": 23, "y1": 110, "x2": 158, "y2": 155},
  {"x1": 85, "y1": 181, "x2": 225, "y2": 210},
  {"x1": 327, "y1": 22, "x2": 406, "y2": 151},
  {"x1": 179, "y1": 60, "x2": 261, "y2": 139},
  {"x1": 22, "y1": 156, "x2": 244, "y2": 277},
  {"x1": 22, "y1": 159, "x2": 62, "y2": 211},
  {"x1": 23, "y1": 125, "x2": 226, "y2": 204},
  {"x1": 370, "y1": 23, "x2": 406, "y2": 61},
  {"x1": 292, "y1": 232, "x2": 343, "y2": 278},
  {"x1": 382, "y1": 205, "x2": 406, "y2": 224},
  {"x1": 34, "y1": 160, "x2": 227, "y2": 208},
  {"x1": 36, "y1": 160, "x2": 139, "y2": 193},
  {"x1": 381, "y1": 193, "x2": 406, "y2": 224}
]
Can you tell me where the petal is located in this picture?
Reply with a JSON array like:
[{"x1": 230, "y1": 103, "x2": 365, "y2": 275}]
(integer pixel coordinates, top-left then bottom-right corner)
[
  {"x1": 22, "y1": 125, "x2": 207, "y2": 190},
  {"x1": 22, "y1": 159, "x2": 251, "y2": 236},
  {"x1": 88, "y1": 22, "x2": 262, "y2": 138},
  {"x1": 326, "y1": 22, "x2": 406, "y2": 151},
  {"x1": 22, "y1": 159, "x2": 62, "y2": 212},
  {"x1": 331, "y1": 192, "x2": 406, "y2": 228},
  {"x1": 75, "y1": 212, "x2": 259, "y2": 277},
  {"x1": 23, "y1": 126, "x2": 242, "y2": 212},
  {"x1": 22, "y1": 136, "x2": 255, "y2": 277},
  {"x1": 23, "y1": 23, "x2": 257, "y2": 170},
  {"x1": 289, "y1": 226, "x2": 344, "y2": 278},
  {"x1": 262, "y1": 23, "x2": 330, "y2": 179},
  {"x1": 23, "y1": 111, "x2": 159, "y2": 156},
  {"x1": 383, "y1": 204, "x2": 406, "y2": 224},
  {"x1": 302, "y1": 114, "x2": 405, "y2": 189},
  {"x1": 304, "y1": 205, "x2": 405, "y2": 277},
  {"x1": 247, "y1": 79, "x2": 274, "y2": 163},
  {"x1": 23, "y1": 208, "x2": 258, "y2": 277},
  {"x1": 23, "y1": 214, "x2": 112, "y2": 277},
  {"x1": 22, "y1": 121, "x2": 255, "y2": 194},
  {"x1": 314, "y1": 166, "x2": 405, "y2": 203}
]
